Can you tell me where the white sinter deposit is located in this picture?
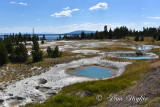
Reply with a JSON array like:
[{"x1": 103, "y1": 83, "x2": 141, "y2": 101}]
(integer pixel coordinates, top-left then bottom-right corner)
[
  {"x1": 0, "y1": 40, "x2": 159, "y2": 107},
  {"x1": 72, "y1": 50, "x2": 100, "y2": 55},
  {"x1": 0, "y1": 56, "x2": 131, "y2": 107}
]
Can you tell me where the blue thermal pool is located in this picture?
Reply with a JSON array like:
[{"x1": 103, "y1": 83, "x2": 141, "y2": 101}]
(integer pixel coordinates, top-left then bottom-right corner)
[
  {"x1": 120, "y1": 56, "x2": 152, "y2": 59},
  {"x1": 69, "y1": 66, "x2": 116, "y2": 78}
]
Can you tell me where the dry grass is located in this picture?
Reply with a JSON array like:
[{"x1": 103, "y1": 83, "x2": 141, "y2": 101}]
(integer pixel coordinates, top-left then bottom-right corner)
[
  {"x1": 102, "y1": 56, "x2": 134, "y2": 62},
  {"x1": 0, "y1": 51, "x2": 81, "y2": 90}
]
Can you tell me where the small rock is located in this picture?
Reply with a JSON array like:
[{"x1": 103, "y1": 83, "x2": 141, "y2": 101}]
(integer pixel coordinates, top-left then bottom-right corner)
[
  {"x1": 15, "y1": 96, "x2": 24, "y2": 100},
  {"x1": 0, "y1": 99, "x2": 4, "y2": 104},
  {"x1": 8, "y1": 93, "x2": 13, "y2": 96},
  {"x1": 35, "y1": 86, "x2": 40, "y2": 89},
  {"x1": 38, "y1": 78, "x2": 47, "y2": 84}
]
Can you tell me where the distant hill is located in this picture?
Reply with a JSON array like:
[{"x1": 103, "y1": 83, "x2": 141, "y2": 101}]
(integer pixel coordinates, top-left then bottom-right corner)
[
  {"x1": 64, "y1": 30, "x2": 96, "y2": 35},
  {"x1": 0, "y1": 30, "x2": 96, "y2": 35}
]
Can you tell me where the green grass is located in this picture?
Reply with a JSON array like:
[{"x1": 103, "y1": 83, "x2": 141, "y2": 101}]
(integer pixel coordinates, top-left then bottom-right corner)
[
  {"x1": 140, "y1": 97, "x2": 160, "y2": 107},
  {"x1": 24, "y1": 58, "x2": 154, "y2": 107},
  {"x1": 10, "y1": 43, "x2": 160, "y2": 107}
]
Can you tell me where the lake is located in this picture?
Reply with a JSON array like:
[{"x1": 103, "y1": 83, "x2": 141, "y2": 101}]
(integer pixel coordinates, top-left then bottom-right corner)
[{"x1": 0, "y1": 34, "x2": 64, "y2": 40}]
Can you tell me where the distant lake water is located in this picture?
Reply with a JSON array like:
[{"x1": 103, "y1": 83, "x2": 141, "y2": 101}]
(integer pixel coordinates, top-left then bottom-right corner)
[{"x1": 0, "y1": 34, "x2": 64, "y2": 40}]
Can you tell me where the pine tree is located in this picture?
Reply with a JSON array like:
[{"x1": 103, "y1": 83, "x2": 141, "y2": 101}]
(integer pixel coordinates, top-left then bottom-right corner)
[
  {"x1": 0, "y1": 41, "x2": 9, "y2": 66},
  {"x1": 140, "y1": 35, "x2": 144, "y2": 41},
  {"x1": 12, "y1": 43, "x2": 28, "y2": 63},
  {"x1": 134, "y1": 35, "x2": 139, "y2": 41},
  {"x1": 104, "y1": 25, "x2": 108, "y2": 38},
  {"x1": 43, "y1": 35, "x2": 46, "y2": 40},
  {"x1": 47, "y1": 46, "x2": 53, "y2": 57},
  {"x1": 81, "y1": 31, "x2": 85, "y2": 39},
  {"x1": 52, "y1": 46, "x2": 62, "y2": 58},
  {"x1": 32, "y1": 40, "x2": 43, "y2": 62},
  {"x1": 95, "y1": 31, "x2": 99, "y2": 39},
  {"x1": 4, "y1": 37, "x2": 14, "y2": 54},
  {"x1": 47, "y1": 46, "x2": 62, "y2": 58},
  {"x1": 157, "y1": 33, "x2": 160, "y2": 41},
  {"x1": 108, "y1": 28, "x2": 113, "y2": 39},
  {"x1": 59, "y1": 35, "x2": 62, "y2": 40},
  {"x1": 41, "y1": 39, "x2": 44, "y2": 44}
]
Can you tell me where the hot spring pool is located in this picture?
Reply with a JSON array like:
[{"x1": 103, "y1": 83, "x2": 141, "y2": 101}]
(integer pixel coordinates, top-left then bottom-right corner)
[
  {"x1": 69, "y1": 66, "x2": 116, "y2": 78},
  {"x1": 120, "y1": 56, "x2": 152, "y2": 59}
]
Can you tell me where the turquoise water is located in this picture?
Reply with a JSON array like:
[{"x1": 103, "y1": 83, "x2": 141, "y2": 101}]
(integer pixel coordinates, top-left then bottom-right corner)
[
  {"x1": 120, "y1": 56, "x2": 152, "y2": 59},
  {"x1": 69, "y1": 66, "x2": 115, "y2": 78}
]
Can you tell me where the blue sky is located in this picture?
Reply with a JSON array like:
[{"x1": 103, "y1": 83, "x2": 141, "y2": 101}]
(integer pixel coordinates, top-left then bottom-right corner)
[{"x1": 0, "y1": 0, "x2": 160, "y2": 33}]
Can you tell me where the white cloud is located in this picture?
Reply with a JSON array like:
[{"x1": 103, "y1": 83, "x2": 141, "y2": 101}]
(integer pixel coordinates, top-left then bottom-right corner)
[
  {"x1": 142, "y1": 8, "x2": 146, "y2": 10},
  {"x1": 10, "y1": 1, "x2": 27, "y2": 6},
  {"x1": 51, "y1": 8, "x2": 80, "y2": 18},
  {"x1": 89, "y1": 2, "x2": 108, "y2": 10},
  {"x1": 64, "y1": 7, "x2": 70, "y2": 10},
  {"x1": 19, "y1": 2, "x2": 27, "y2": 6},
  {"x1": 72, "y1": 8, "x2": 79, "y2": 12},
  {"x1": 147, "y1": 17, "x2": 160, "y2": 19},
  {"x1": 10, "y1": 2, "x2": 16, "y2": 4},
  {"x1": 51, "y1": 10, "x2": 72, "y2": 17}
]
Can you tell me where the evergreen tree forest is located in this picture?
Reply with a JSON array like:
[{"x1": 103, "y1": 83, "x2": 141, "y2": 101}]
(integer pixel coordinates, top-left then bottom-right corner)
[
  {"x1": 0, "y1": 25, "x2": 160, "y2": 65},
  {"x1": 61, "y1": 26, "x2": 160, "y2": 41},
  {"x1": 47, "y1": 46, "x2": 62, "y2": 58},
  {"x1": 0, "y1": 33, "x2": 45, "y2": 65}
]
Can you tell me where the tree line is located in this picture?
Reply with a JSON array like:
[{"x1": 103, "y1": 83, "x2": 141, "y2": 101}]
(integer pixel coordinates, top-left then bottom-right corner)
[
  {"x1": 0, "y1": 34, "x2": 62, "y2": 66},
  {"x1": 59, "y1": 26, "x2": 160, "y2": 41}
]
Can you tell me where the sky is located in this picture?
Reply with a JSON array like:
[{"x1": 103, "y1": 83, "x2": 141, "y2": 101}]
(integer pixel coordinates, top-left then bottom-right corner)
[{"x1": 0, "y1": 0, "x2": 160, "y2": 34}]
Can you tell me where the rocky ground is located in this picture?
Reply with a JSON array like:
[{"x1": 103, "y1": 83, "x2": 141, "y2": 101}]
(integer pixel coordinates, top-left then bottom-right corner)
[
  {"x1": 0, "y1": 40, "x2": 159, "y2": 107},
  {"x1": 106, "y1": 66, "x2": 160, "y2": 107}
]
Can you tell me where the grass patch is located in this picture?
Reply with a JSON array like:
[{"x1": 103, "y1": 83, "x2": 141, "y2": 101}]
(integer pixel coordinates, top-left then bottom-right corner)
[
  {"x1": 140, "y1": 97, "x2": 160, "y2": 107},
  {"x1": 24, "y1": 58, "x2": 155, "y2": 107},
  {"x1": 85, "y1": 46, "x2": 136, "y2": 52},
  {"x1": 103, "y1": 56, "x2": 134, "y2": 62}
]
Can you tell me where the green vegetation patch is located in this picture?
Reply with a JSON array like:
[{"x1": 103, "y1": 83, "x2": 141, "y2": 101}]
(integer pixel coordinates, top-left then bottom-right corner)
[{"x1": 25, "y1": 58, "x2": 154, "y2": 107}]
